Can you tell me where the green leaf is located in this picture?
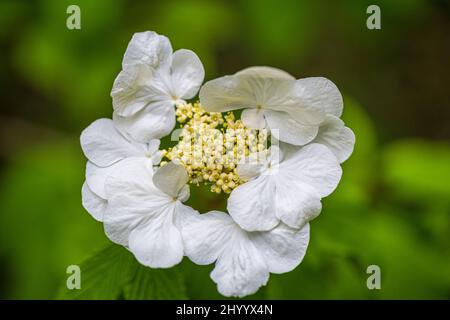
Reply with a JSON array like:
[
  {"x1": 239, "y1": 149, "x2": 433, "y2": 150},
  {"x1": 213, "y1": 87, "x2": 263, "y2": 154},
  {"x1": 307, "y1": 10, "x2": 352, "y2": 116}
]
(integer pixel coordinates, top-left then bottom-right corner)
[
  {"x1": 58, "y1": 244, "x2": 189, "y2": 300},
  {"x1": 124, "y1": 265, "x2": 187, "y2": 300},
  {"x1": 58, "y1": 244, "x2": 136, "y2": 299}
]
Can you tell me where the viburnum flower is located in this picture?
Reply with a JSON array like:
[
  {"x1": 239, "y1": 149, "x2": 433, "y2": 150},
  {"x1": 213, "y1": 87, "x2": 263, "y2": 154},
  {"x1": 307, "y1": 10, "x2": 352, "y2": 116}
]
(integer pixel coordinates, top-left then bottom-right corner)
[
  {"x1": 80, "y1": 30, "x2": 355, "y2": 298},
  {"x1": 199, "y1": 66, "x2": 343, "y2": 146},
  {"x1": 80, "y1": 118, "x2": 162, "y2": 221},
  {"x1": 103, "y1": 158, "x2": 196, "y2": 268},
  {"x1": 180, "y1": 210, "x2": 309, "y2": 297},
  {"x1": 111, "y1": 31, "x2": 205, "y2": 143},
  {"x1": 228, "y1": 144, "x2": 342, "y2": 231}
]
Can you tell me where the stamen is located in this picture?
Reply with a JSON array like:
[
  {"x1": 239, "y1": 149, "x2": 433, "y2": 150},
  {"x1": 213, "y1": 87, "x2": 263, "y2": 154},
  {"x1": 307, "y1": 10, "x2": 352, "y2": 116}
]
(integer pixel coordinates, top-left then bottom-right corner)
[{"x1": 162, "y1": 102, "x2": 269, "y2": 194}]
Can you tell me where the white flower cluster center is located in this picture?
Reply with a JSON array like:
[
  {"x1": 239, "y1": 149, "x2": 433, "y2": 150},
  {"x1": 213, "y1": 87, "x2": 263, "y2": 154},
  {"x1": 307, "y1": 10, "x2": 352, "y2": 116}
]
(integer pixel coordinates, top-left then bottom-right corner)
[{"x1": 164, "y1": 102, "x2": 270, "y2": 193}]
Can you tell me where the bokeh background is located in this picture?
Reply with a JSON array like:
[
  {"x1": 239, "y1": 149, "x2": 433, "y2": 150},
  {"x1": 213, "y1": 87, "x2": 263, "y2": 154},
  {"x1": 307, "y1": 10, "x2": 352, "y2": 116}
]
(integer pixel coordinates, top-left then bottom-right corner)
[{"x1": 0, "y1": 0, "x2": 449, "y2": 299}]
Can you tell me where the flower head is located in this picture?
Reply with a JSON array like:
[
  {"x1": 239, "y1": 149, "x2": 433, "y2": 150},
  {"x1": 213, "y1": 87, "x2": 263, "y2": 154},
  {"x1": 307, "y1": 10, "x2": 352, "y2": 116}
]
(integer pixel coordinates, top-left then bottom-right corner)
[{"x1": 80, "y1": 31, "x2": 355, "y2": 298}]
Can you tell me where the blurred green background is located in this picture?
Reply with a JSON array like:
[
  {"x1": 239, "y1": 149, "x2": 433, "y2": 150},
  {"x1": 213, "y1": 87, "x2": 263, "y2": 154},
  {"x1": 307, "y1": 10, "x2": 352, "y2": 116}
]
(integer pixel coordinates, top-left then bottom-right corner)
[{"x1": 0, "y1": 0, "x2": 449, "y2": 299}]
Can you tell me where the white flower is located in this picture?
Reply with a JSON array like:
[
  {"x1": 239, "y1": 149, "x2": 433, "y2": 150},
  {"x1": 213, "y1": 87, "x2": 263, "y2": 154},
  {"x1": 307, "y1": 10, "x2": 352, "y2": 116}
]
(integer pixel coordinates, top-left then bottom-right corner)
[
  {"x1": 181, "y1": 210, "x2": 310, "y2": 297},
  {"x1": 199, "y1": 66, "x2": 343, "y2": 146},
  {"x1": 80, "y1": 118, "x2": 162, "y2": 220},
  {"x1": 111, "y1": 31, "x2": 205, "y2": 143},
  {"x1": 228, "y1": 143, "x2": 342, "y2": 231},
  {"x1": 104, "y1": 158, "x2": 197, "y2": 268}
]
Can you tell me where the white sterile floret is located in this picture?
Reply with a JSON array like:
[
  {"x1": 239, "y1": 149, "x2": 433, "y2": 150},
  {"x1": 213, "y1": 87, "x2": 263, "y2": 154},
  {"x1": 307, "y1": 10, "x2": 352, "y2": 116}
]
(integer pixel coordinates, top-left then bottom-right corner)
[
  {"x1": 104, "y1": 158, "x2": 197, "y2": 268},
  {"x1": 228, "y1": 144, "x2": 342, "y2": 231},
  {"x1": 181, "y1": 210, "x2": 310, "y2": 297},
  {"x1": 111, "y1": 31, "x2": 205, "y2": 143},
  {"x1": 199, "y1": 66, "x2": 343, "y2": 146},
  {"x1": 80, "y1": 118, "x2": 162, "y2": 221}
]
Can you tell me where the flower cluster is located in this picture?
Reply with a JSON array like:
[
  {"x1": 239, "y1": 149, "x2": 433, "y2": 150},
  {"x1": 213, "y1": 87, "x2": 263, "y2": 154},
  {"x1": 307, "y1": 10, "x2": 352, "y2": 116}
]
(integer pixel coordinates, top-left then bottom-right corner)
[{"x1": 81, "y1": 31, "x2": 355, "y2": 297}]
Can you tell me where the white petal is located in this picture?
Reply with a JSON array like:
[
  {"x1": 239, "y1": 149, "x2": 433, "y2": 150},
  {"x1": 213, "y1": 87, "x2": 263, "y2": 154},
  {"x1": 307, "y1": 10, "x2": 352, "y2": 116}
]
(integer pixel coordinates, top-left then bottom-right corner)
[
  {"x1": 170, "y1": 49, "x2": 205, "y2": 99},
  {"x1": 295, "y1": 77, "x2": 343, "y2": 117},
  {"x1": 122, "y1": 31, "x2": 173, "y2": 70},
  {"x1": 264, "y1": 110, "x2": 318, "y2": 146},
  {"x1": 172, "y1": 200, "x2": 199, "y2": 227},
  {"x1": 177, "y1": 185, "x2": 190, "y2": 203},
  {"x1": 211, "y1": 235, "x2": 269, "y2": 298},
  {"x1": 111, "y1": 64, "x2": 158, "y2": 117},
  {"x1": 259, "y1": 79, "x2": 327, "y2": 126},
  {"x1": 236, "y1": 149, "x2": 269, "y2": 181},
  {"x1": 227, "y1": 175, "x2": 279, "y2": 231},
  {"x1": 181, "y1": 210, "x2": 235, "y2": 265},
  {"x1": 147, "y1": 139, "x2": 163, "y2": 165},
  {"x1": 113, "y1": 101, "x2": 176, "y2": 143},
  {"x1": 128, "y1": 203, "x2": 183, "y2": 268},
  {"x1": 80, "y1": 118, "x2": 145, "y2": 167},
  {"x1": 201, "y1": 73, "x2": 296, "y2": 111},
  {"x1": 236, "y1": 66, "x2": 295, "y2": 80},
  {"x1": 267, "y1": 145, "x2": 284, "y2": 165},
  {"x1": 199, "y1": 75, "x2": 255, "y2": 112},
  {"x1": 182, "y1": 211, "x2": 269, "y2": 297},
  {"x1": 281, "y1": 143, "x2": 342, "y2": 197},
  {"x1": 103, "y1": 158, "x2": 169, "y2": 245},
  {"x1": 152, "y1": 161, "x2": 189, "y2": 199},
  {"x1": 313, "y1": 115, "x2": 355, "y2": 163},
  {"x1": 276, "y1": 140, "x2": 299, "y2": 159},
  {"x1": 81, "y1": 181, "x2": 106, "y2": 222},
  {"x1": 281, "y1": 108, "x2": 326, "y2": 126},
  {"x1": 236, "y1": 162, "x2": 264, "y2": 181},
  {"x1": 236, "y1": 76, "x2": 297, "y2": 110},
  {"x1": 241, "y1": 108, "x2": 266, "y2": 130},
  {"x1": 147, "y1": 139, "x2": 161, "y2": 154},
  {"x1": 104, "y1": 157, "x2": 160, "y2": 199},
  {"x1": 252, "y1": 223, "x2": 310, "y2": 274},
  {"x1": 85, "y1": 161, "x2": 120, "y2": 199},
  {"x1": 151, "y1": 151, "x2": 163, "y2": 166},
  {"x1": 274, "y1": 181, "x2": 322, "y2": 228}
]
